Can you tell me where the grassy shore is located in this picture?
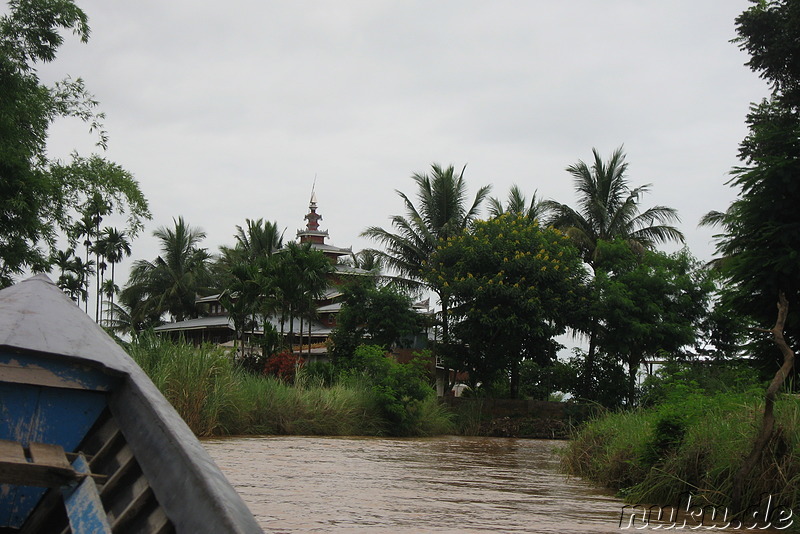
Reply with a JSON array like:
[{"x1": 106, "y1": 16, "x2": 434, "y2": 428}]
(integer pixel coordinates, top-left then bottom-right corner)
[
  {"x1": 561, "y1": 387, "x2": 800, "y2": 517},
  {"x1": 125, "y1": 334, "x2": 454, "y2": 437}
]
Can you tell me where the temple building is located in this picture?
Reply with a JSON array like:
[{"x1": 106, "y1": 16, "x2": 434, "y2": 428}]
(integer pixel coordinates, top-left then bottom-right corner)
[{"x1": 153, "y1": 194, "x2": 372, "y2": 356}]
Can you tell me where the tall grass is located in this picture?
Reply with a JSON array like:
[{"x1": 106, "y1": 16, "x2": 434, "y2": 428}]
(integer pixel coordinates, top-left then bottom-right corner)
[
  {"x1": 562, "y1": 390, "x2": 800, "y2": 515},
  {"x1": 126, "y1": 333, "x2": 241, "y2": 436},
  {"x1": 125, "y1": 334, "x2": 453, "y2": 437}
]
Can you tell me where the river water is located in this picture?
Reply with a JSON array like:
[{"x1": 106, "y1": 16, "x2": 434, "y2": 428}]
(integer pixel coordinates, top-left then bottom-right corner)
[{"x1": 202, "y1": 435, "x2": 627, "y2": 533}]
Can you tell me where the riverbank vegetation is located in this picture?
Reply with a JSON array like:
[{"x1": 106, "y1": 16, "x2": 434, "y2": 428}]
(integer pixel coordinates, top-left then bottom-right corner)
[
  {"x1": 562, "y1": 361, "x2": 800, "y2": 518},
  {"x1": 562, "y1": 1, "x2": 800, "y2": 520},
  {"x1": 126, "y1": 333, "x2": 454, "y2": 437}
]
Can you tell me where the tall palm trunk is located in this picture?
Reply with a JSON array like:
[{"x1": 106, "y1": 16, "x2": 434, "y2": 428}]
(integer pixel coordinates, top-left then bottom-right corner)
[{"x1": 109, "y1": 262, "x2": 115, "y2": 326}]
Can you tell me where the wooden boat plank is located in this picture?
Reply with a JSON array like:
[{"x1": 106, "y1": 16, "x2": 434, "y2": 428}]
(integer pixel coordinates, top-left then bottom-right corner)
[
  {"x1": 0, "y1": 381, "x2": 107, "y2": 528},
  {"x1": 108, "y1": 482, "x2": 153, "y2": 529},
  {"x1": 115, "y1": 493, "x2": 175, "y2": 534},
  {"x1": 28, "y1": 443, "x2": 72, "y2": 472},
  {"x1": 0, "y1": 441, "x2": 82, "y2": 488},
  {"x1": 97, "y1": 443, "x2": 136, "y2": 499},
  {"x1": 0, "y1": 354, "x2": 117, "y2": 392},
  {"x1": 61, "y1": 454, "x2": 111, "y2": 534},
  {"x1": 0, "y1": 439, "x2": 26, "y2": 464}
]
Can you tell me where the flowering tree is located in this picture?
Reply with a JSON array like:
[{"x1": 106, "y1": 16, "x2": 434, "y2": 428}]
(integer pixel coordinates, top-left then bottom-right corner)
[{"x1": 428, "y1": 214, "x2": 589, "y2": 397}]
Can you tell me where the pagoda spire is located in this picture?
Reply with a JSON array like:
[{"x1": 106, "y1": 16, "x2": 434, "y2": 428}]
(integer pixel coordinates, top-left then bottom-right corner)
[
  {"x1": 298, "y1": 186, "x2": 328, "y2": 246},
  {"x1": 305, "y1": 191, "x2": 322, "y2": 233}
]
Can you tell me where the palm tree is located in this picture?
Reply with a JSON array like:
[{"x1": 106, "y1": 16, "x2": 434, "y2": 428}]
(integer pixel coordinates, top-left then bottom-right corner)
[
  {"x1": 345, "y1": 249, "x2": 384, "y2": 273},
  {"x1": 294, "y1": 245, "x2": 332, "y2": 355},
  {"x1": 230, "y1": 218, "x2": 284, "y2": 260},
  {"x1": 269, "y1": 242, "x2": 332, "y2": 351},
  {"x1": 95, "y1": 227, "x2": 132, "y2": 326},
  {"x1": 103, "y1": 300, "x2": 135, "y2": 336},
  {"x1": 122, "y1": 217, "x2": 212, "y2": 324},
  {"x1": 362, "y1": 164, "x2": 490, "y2": 292},
  {"x1": 100, "y1": 278, "x2": 119, "y2": 325},
  {"x1": 51, "y1": 247, "x2": 84, "y2": 303},
  {"x1": 51, "y1": 248, "x2": 78, "y2": 278},
  {"x1": 71, "y1": 213, "x2": 95, "y2": 313},
  {"x1": 544, "y1": 147, "x2": 684, "y2": 267},
  {"x1": 544, "y1": 147, "x2": 685, "y2": 400},
  {"x1": 361, "y1": 163, "x2": 490, "y2": 389},
  {"x1": 71, "y1": 256, "x2": 95, "y2": 311},
  {"x1": 78, "y1": 192, "x2": 111, "y2": 321},
  {"x1": 698, "y1": 204, "x2": 743, "y2": 271},
  {"x1": 58, "y1": 273, "x2": 84, "y2": 303},
  {"x1": 216, "y1": 218, "x2": 285, "y2": 360},
  {"x1": 488, "y1": 185, "x2": 549, "y2": 220}
]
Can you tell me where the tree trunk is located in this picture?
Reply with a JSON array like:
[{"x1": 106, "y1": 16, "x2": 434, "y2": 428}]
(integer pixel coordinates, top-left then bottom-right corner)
[
  {"x1": 509, "y1": 360, "x2": 520, "y2": 399},
  {"x1": 299, "y1": 315, "x2": 304, "y2": 356},
  {"x1": 439, "y1": 292, "x2": 455, "y2": 394},
  {"x1": 627, "y1": 353, "x2": 637, "y2": 407},
  {"x1": 109, "y1": 262, "x2": 115, "y2": 327},
  {"x1": 582, "y1": 319, "x2": 599, "y2": 400},
  {"x1": 288, "y1": 305, "x2": 295, "y2": 354},
  {"x1": 731, "y1": 292, "x2": 795, "y2": 512}
]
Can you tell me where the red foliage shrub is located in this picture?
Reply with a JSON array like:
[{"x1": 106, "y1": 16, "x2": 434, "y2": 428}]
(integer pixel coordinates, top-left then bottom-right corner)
[{"x1": 263, "y1": 351, "x2": 304, "y2": 382}]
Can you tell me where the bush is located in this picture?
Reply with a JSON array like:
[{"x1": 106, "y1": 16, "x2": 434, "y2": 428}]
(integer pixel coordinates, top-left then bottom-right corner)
[
  {"x1": 263, "y1": 350, "x2": 303, "y2": 382},
  {"x1": 338, "y1": 345, "x2": 450, "y2": 436}
]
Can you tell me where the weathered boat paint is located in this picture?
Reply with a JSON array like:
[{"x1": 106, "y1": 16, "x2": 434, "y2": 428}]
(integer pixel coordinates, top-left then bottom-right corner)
[{"x1": 0, "y1": 275, "x2": 263, "y2": 533}]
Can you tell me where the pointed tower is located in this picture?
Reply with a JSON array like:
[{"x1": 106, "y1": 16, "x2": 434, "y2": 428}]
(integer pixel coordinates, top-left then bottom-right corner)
[
  {"x1": 297, "y1": 192, "x2": 328, "y2": 246},
  {"x1": 296, "y1": 192, "x2": 353, "y2": 263}
]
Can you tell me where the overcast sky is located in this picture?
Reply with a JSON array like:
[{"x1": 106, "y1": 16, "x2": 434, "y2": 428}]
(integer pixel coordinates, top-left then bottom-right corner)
[{"x1": 34, "y1": 0, "x2": 768, "y2": 293}]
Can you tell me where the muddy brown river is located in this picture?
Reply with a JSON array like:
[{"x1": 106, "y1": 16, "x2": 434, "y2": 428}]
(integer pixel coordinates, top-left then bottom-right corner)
[{"x1": 202, "y1": 435, "x2": 627, "y2": 533}]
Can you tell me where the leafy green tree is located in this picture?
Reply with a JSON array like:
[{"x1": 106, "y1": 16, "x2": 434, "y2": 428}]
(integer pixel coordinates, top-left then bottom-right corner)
[
  {"x1": 591, "y1": 241, "x2": 713, "y2": 405},
  {"x1": 692, "y1": 276, "x2": 749, "y2": 360},
  {"x1": 330, "y1": 277, "x2": 423, "y2": 364},
  {"x1": 545, "y1": 147, "x2": 684, "y2": 399},
  {"x1": 122, "y1": 217, "x2": 212, "y2": 325},
  {"x1": 429, "y1": 214, "x2": 589, "y2": 397},
  {"x1": 703, "y1": 0, "x2": 800, "y2": 369},
  {"x1": 0, "y1": 0, "x2": 150, "y2": 287},
  {"x1": 362, "y1": 163, "x2": 490, "y2": 387},
  {"x1": 705, "y1": 1, "x2": 800, "y2": 510}
]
